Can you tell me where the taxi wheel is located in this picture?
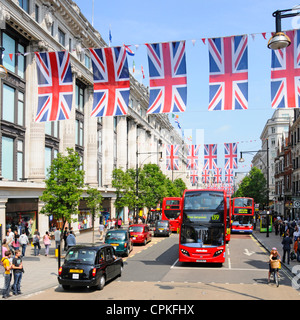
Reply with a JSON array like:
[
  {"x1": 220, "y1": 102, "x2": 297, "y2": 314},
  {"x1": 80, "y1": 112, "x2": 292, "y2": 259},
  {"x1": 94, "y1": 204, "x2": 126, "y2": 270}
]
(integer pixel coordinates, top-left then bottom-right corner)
[
  {"x1": 97, "y1": 275, "x2": 106, "y2": 290},
  {"x1": 118, "y1": 265, "x2": 123, "y2": 277}
]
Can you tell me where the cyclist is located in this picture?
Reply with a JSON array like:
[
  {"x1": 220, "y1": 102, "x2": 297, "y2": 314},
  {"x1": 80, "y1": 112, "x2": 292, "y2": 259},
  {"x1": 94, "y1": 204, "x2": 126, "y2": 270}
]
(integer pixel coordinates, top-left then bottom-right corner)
[{"x1": 268, "y1": 247, "x2": 281, "y2": 283}]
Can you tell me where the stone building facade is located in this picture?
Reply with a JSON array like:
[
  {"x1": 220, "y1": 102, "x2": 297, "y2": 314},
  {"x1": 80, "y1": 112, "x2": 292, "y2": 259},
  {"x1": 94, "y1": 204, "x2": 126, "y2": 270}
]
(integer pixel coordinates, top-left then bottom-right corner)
[{"x1": 0, "y1": 0, "x2": 189, "y2": 238}]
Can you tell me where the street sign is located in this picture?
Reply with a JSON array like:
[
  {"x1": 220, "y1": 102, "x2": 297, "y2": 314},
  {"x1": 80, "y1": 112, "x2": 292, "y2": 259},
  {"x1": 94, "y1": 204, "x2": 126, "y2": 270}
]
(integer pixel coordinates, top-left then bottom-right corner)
[{"x1": 294, "y1": 200, "x2": 300, "y2": 208}]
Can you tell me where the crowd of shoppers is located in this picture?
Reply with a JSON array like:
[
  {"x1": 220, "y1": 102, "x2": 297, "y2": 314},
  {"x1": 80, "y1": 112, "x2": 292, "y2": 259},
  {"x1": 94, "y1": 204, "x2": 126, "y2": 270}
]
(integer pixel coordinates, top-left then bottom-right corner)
[{"x1": 273, "y1": 216, "x2": 300, "y2": 264}]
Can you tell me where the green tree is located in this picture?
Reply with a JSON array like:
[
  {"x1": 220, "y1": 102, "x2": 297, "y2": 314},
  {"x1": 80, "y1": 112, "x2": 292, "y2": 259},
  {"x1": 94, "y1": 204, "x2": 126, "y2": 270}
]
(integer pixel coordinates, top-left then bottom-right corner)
[
  {"x1": 173, "y1": 178, "x2": 187, "y2": 196},
  {"x1": 234, "y1": 166, "x2": 267, "y2": 206},
  {"x1": 85, "y1": 186, "x2": 103, "y2": 244},
  {"x1": 138, "y1": 164, "x2": 168, "y2": 210},
  {"x1": 112, "y1": 168, "x2": 136, "y2": 213},
  {"x1": 40, "y1": 148, "x2": 85, "y2": 232}
]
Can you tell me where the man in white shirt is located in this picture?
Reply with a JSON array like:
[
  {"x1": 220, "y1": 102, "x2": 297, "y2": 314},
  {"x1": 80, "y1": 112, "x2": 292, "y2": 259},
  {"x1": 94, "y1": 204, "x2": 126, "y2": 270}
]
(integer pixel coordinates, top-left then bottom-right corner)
[
  {"x1": 19, "y1": 231, "x2": 29, "y2": 257},
  {"x1": 99, "y1": 223, "x2": 104, "y2": 241}
]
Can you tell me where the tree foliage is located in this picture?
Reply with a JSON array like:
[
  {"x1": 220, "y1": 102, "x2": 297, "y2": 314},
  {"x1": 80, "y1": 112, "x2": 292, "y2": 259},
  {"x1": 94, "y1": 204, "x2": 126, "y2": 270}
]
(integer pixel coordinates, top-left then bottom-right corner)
[
  {"x1": 40, "y1": 148, "x2": 85, "y2": 229},
  {"x1": 234, "y1": 166, "x2": 267, "y2": 206},
  {"x1": 111, "y1": 164, "x2": 187, "y2": 211}
]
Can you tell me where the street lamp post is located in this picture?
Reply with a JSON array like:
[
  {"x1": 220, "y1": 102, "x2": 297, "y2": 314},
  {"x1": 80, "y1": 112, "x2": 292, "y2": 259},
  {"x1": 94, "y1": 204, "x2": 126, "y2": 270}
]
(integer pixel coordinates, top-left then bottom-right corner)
[
  {"x1": 239, "y1": 138, "x2": 269, "y2": 236},
  {"x1": 135, "y1": 151, "x2": 163, "y2": 222},
  {"x1": 268, "y1": 7, "x2": 300, "y2": 50}
]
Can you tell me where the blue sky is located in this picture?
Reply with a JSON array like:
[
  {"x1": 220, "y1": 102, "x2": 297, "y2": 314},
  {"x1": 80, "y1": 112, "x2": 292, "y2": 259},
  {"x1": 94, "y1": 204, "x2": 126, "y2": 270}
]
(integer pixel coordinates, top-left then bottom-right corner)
[{"x1": 74, "y1": 0, "x2": 299, "y2": 172}]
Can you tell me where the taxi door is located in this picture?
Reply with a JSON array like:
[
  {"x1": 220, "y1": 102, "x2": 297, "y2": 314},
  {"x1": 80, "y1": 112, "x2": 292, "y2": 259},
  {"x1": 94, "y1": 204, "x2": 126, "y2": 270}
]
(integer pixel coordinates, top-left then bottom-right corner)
[{"x1": 104, "y1": 247, "x2": 116, "y2": 280}]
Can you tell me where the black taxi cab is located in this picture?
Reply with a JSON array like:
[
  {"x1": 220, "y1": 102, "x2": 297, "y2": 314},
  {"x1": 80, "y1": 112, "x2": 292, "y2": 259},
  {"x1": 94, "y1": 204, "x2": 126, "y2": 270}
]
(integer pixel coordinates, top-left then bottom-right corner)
[{"x1": 58, "y1": 244, "x2": 123, "y2": 290}]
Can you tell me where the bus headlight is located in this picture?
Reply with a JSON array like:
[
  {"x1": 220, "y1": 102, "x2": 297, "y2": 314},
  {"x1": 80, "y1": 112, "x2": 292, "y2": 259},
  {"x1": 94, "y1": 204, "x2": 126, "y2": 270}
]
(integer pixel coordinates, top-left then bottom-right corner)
[
  {"x1": 213, "y1": 249, "x2": 223, "y2": 257},
  {"x1": 180, "y1": 249, "x2": 190, "y2": 256}
]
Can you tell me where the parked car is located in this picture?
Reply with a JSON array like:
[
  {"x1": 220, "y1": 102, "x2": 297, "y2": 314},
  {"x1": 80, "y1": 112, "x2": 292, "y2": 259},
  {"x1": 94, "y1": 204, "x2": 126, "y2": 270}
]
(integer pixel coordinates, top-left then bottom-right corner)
[
  {"x1": 58, "y1": 244, "x2": 123, "y2": 291},
  {"x1": 128, "y1": 224, "x2": 152, "y2": 245},
  {"x1": 104, "y1": 229, "x2": 133, "y2": 257},
  {"x1": 153, "y1": 220, "x2": 171, "y2": 237}
]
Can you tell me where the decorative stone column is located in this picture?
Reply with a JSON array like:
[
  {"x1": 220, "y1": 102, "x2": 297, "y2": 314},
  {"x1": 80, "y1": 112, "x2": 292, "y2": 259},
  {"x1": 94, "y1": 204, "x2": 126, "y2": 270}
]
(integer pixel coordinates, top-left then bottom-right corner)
[
  {"x1": 117, "y1": 116, "x2": 127, "y2": 169},
  {"x1": 0, "y1": 198, "x2": 8, "y2": 239}
]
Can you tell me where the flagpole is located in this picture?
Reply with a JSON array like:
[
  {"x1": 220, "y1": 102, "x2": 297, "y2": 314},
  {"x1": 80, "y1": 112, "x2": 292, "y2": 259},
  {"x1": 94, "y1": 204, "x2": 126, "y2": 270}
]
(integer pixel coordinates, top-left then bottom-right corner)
[{"x1": 92, "y1": 0, "x2": 94, "y2": 27}]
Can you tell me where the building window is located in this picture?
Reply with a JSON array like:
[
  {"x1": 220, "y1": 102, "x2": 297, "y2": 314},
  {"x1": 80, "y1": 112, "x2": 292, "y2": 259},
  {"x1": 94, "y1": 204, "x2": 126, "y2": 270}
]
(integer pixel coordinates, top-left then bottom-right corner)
[
  {"x1": 35, "y1": 4, "x2": 40, "y2": 23},
  {"x1": 75, "y1": 119, "x2": 84, "y2": 146},
  {"x1": 84, "y1": 54, "x2": 91, "y2": 69},
  {"x1": 58, "y1": 28, "x2": 65, "y2": 46},
  {"x1": 75, "y1": 83, "x2": 84, "y2": 112},
  {"x1": 3, "y1": 84, "x2": 25, "y2": 126},
  {"x1": 44, "y1": 146, "x2": 58, "y2": 177},
  {"x1": 2, "y1": 136, "x2": 14, "y2": 180},
  {"x1": 18, "y1": 0, "x2": 29, "y2": 13},
  {"x1": 17, "y1": 140, "x2": 24, "y2": 181},
  {"x1": 2, "y1": 32, "x2": 26, "y2": 79},
  {"x1": 1, "y1": 136, "x2": 24, "y2": 181},
  {"x1": 45, "y1": 121, "x2": 59, "y2": 139}
]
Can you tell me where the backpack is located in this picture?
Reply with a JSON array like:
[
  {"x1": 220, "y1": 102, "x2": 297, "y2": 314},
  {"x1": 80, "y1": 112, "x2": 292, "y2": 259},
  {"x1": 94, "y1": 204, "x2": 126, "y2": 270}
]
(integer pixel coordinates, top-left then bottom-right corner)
[{"x1": 0, "y1": 258, "x2": 8, "y2": 274}]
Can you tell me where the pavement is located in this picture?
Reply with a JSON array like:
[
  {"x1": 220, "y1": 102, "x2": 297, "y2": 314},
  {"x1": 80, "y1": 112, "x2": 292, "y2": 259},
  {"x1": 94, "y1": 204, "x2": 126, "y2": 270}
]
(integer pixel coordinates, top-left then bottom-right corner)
[
  {"x1": 0, "y1": 228, "x2": 108, "y2": 299},
  {"x1": 1, "y1": 225, "x2": 298, "y2": 299}
]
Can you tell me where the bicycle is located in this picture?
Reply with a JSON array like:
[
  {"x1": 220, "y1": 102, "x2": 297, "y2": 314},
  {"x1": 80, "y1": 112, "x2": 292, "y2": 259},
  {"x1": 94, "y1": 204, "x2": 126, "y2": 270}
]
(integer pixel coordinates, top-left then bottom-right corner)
[{"x1": 270, "y1": 259, "x2": 281, "y2": 287}]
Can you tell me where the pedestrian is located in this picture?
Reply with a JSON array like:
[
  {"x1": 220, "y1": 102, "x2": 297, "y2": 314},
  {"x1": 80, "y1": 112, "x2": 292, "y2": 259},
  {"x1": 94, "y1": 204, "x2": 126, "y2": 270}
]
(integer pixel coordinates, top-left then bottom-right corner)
[
  {"x1": 12, "y1": 233, "x2": 20, "y2": 252},
  {"x1": 295, "y1": 237, "x2": 300, "y2": 262},
  {"x1": 54, "y1": 228, "x2": 62, "y2": 249},
  {"x1": 293, "y1": 226, "x2": 300, "y2": 242},
  {"x1": 2, "y1": 239, "x2": 9, "y2": 258},
  {"x1": 66, "y1": 231, "x2": 76, "y2": 250},
  {"x1": 19, "y1": 231, "x2": 29, "y2": 257},
  {"x1": 274, "y1": 219, "x2": 279, "y2": 235},
  {"x1": 99, "y1": 222, "x2": 104, "y2": 241},
  {"x1": 11, "y1": 249, "x2": 23, "y2": 295},
  {"x1": 107, "y1": 219, "x2": 112, "y2": 230},
  {"x1": 1, "y1": 250, "x2": 12, "y2": 299},
  {"x1": 282, "y1": 231, "x2": 293, "y2": 264},
  {"x1": 63, "y1": 227, "x2": 68, "y2": 251},
  {"x1": 43, "y1": 231, "x2": 51, "y2": 256},
  {"x1": 279, "y1": 220, "x2": 285, "y2": 237},
  {"x1": 33, "y1": 230, "x2": 41, "y2": 256},
  {"x1": 117, "y1": 218, "x2": 122, "y2": 229},
  {"x1": 5, "y1": 230, "x2": 14, "y2": 254}
]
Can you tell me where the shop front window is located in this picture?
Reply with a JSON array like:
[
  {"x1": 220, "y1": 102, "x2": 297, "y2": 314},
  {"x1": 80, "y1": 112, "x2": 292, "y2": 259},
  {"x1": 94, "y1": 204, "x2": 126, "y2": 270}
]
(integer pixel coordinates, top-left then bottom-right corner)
[{"x1": 78, "y1": 211, "x2": 92, "y2": 230}]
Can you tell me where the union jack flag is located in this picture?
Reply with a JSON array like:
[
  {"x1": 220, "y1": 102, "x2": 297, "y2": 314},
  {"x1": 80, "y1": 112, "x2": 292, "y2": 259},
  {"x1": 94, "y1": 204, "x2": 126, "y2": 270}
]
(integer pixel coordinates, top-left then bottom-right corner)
[
  {"x1": 202, "y1": 169, "x2": 210, "y2": 184},
  {"x1": 166, "y1": 145, "x2": 179, "y2": 170},
  {"x1": 225, "y1": 169, "x2": 234, "y2": 184},
  {"x1": 190, "y1": 170, "x2": 198, "y2": 185},
  {"x1": 146, "y1": 41, "x2": 187, "y2": 114},
  {"x1": 208, "y1": 35, "x2": 248, "y2": 111},
  {"x1": 89, "y1": 47, "x2": 130, "y2": 117},
  {"x1": 224, "y1": 142, "x2": 238, "y2": 169},
  {"x1": 213, "y1": 167, "x2": 222, "y2": 184},
  {"x1": 271, "y1": 30, "x2": 300, "y2": 109},
  {"x1": 35, "y1": 51, "x2": 73, "y2": 122},
  {"x1": 187, "y1": 145, "x2": 200, "y2": 170},
  {"x1": 204, "y1": 144, "x2": 217, "y2": 170}
]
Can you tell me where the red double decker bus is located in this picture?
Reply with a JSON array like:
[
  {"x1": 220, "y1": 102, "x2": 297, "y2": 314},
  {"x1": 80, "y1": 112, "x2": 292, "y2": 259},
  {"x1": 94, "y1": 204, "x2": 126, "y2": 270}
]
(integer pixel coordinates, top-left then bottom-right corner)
[
  {"x1": 225, "y1": 195, "x2": 232, "y2": 243},
  {"x1": 231, "y1": 197, "x2": 254, "y2": 234},
  {"x1": 161, "y1": 197, "x2": 182, "y2": 232},
  {"x1": 179, "y1": 189, "x2": 227, "y2": 264}
]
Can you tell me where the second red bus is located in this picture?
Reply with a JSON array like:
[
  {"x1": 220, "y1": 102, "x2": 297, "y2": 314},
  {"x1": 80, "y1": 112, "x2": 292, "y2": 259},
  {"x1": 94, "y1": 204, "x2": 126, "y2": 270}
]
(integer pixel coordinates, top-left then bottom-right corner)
[
  {"x1": 161, "y1": 197, "x2": 182, "y2": 232},
  {"x1": 231, "y1": 197, "x2": 255, "y2": 234}
]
